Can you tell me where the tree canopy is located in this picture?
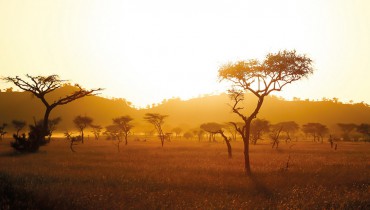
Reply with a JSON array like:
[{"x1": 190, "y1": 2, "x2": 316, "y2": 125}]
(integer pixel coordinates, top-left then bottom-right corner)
[{"x1": 144, "y1": 113, "x2": 168, "y2": 147}]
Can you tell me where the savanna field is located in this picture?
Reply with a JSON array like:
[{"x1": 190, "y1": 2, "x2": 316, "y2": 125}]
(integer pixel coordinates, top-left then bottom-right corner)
[{"x1": 0, "y1": 137, "x2": 369, "y2": 210}]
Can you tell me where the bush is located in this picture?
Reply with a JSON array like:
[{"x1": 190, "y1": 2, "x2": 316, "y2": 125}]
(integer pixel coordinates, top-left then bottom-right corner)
[{"x1": 10, "y1": 123, "x2": 48, "y2": 153}]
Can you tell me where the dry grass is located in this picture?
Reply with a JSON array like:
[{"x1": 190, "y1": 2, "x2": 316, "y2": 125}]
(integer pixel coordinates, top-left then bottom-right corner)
[{"x1": 0, "y1": 137, "x2": 369, "y2": 209}]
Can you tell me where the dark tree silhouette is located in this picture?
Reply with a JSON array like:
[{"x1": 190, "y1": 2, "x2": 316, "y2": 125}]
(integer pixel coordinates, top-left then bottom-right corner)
[
  {"x1": 64, "y1": 131, "x2": 82, "y2": 153},
  {"x1": 91, "y1": 124, "x2": 103, "y2": 140},
  {"x1": 217, "y1": 129, "x2": 233, "y2": 159},
  {"x1": 275, "y1": 121, "x2": 299, "y2": 143},
  {"x1": 270, "y1": 124, "x2": 283, "y2": 149},
  {"x1": 12, "y1": 120, "x2": 26, "y2": 136},
  {"x1": 337, "y1": 123, "x2": 357, "y2": 141},
  {"x1": 104, "y1": 124, "x2": 123, "y2": 152},
  {"x1": 0, "y1": 123, "x2": 8, "y2": 140},
  {"x1": 144, "y1": 113, "x2": 168, "y2": 147},
  {"x1": 192, "y1": 129, "x2": 205, "y2": 142},
  {"x1": 302, "y1": 123, "x2": 328, "y2": 143},
  {"x1": 183, "y1": 131, "x2": 194, "y2": 140},
  {"x1": 2, "y1": 74, "x2": 102, "y2": 148},
  {"x1": 11, "y1": 120, "x2": 45, "y2": 152},
  {"x1": 46, "y1": 117, "x2": 62, "y2": 142},
  {"x1": 218, "y1": 50, "x2": 313, "y2": 176},
  {"x1": 104, "y1": 125, "x2": 120, "y2": 140},
  {"x1": 113, "y1": 115, "x2": 134, "y2": 147},
  {"x1": 224, "y1": 122, "x2": 243, "y2": 142},
  {"x1": 73, "y1": 115, "x2": 93, "y2": 144},
  {"x1": 250, "y1": 118, "x2": 270, "y2": 145},
  {"x1": 200, "y1": 122, "x2": 223, "y2": 142},
  {"x1": 357, "y1": 123, "x2": 370, "y2": 142}
]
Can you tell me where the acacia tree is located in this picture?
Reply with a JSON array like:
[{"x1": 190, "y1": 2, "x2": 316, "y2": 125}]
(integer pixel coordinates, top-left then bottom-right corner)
[
  {"x1": 200, "y1": 122, "x2": 223, "y2": 142},
  {"x1": 218, "y1": 50, "x2": 313, "y2": 176},
  {"x1": 91, "y1": 124, "x2": 103, "y2": 140},
  {"x1": 144, "y1": 113, "x2": 168, "y2": 147},
  {"x1": 2, "y1": 74, "x2": 102, "y2": 147},
  {"x1": 275, "y1": 121, "x2": 299, "y2": 143},
  {"x1": 250, "y1": 118, "x2": 270, "y2": 145},
  {"x1": 357, "y1": 123, "x2": 370, "y2": 142},
  {"x1": 104, "y1": 125, "x2": 120, "y2": 141},
  {"x1": 270, "y1": 124, "x2": 283, "y2": 149},
  {"x1": 113, "y1": 115, "x2": 134, "y2": 146},
  {"x1": 73, "y1": 115, "x2": 93, "y2": 144},
  {"x1": 12, "y1": 120, "x2": 26, "y2": 136},
  {"x1": 302, "y1": 123, "x2": 328, "y2": 142}
]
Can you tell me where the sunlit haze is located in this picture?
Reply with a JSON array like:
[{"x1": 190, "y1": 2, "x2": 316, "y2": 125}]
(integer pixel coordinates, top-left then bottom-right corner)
[{"x1": 1, "y1": 0, "x2": 369, "y2": 107}]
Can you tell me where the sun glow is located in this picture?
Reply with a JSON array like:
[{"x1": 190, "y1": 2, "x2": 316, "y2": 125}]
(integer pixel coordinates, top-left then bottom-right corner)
[{"x1": 0, "y1": 0, "x2": 369, "y2": 107}]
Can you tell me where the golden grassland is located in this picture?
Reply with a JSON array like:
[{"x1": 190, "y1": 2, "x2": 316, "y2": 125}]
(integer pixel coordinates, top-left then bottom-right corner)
[{"x1": 0, "y1": 137, "x2": 369, "y2": 209}]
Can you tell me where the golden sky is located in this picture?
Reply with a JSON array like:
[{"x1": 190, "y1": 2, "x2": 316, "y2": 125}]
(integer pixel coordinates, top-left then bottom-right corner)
[{"x1": 0, "y1": 0, "x2": 369, "y2": 107}]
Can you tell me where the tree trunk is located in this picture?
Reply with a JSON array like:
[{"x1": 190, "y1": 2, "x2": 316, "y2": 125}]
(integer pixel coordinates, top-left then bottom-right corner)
[
  {"x1": 243, "y1": 123, "x2": 252, "y2": 176},
  {"x1": 226, "y1": 140, "x2": 232, "y2": 158},
  {"x1": 219, "y1": 131, "x2": 232, "y2": 159},
  {"x1": 43, "y1": 107, "x2": 52, "y2": 137},
  {"x1": 81, "y1": 129, "x2": 84, "y2": 144},
  {"x1": 243, "y1": 139, "x2": 251, "y2": 176}
]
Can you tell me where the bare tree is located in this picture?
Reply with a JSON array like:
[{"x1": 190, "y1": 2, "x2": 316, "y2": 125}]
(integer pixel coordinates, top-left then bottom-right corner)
[
  {"x1": 218, "y1": 50, "x2": 313, "y2": 176},
  {"x1": 144, "y1": 113, "x2": 168, "y2": 147},
  {"x1": 73, "y1": 115, "x2": 93, "y2": 144},
  {"x1": 113, "y1": 115, "x2": 134, "y2": 146},
  {"x1": 2, "y1": 74, "x2": 102, "y2": 147},
  {"x1": 64, "y1": 131, "x2": 82, "y2": 152},
  {"x1": 12, "y1": 120, "x2": 26, "y2": 136}
]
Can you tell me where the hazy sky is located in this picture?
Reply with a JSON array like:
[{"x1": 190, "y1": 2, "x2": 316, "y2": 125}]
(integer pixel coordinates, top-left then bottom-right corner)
[{"x1": 0, "y1": 0, "x2": 369, "y2": 107}]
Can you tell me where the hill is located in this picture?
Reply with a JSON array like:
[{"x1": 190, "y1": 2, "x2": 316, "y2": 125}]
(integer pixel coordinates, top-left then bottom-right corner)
[{"x1": 0, "y1": 86, "x2": 369, "y2": 134}]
